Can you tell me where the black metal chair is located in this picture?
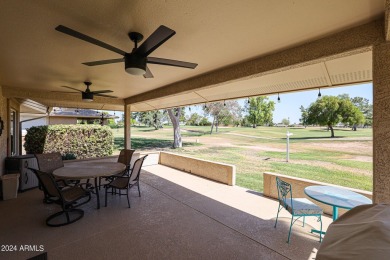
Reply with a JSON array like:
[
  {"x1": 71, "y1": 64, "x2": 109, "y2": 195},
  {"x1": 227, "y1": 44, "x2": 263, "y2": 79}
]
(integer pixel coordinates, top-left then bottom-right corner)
[
  {"x1": 29, "y1": 168, "x2": 92, "y2": 227},
  {"x1": 104, "y1": 155, "x2": 148, "y2": 208}
]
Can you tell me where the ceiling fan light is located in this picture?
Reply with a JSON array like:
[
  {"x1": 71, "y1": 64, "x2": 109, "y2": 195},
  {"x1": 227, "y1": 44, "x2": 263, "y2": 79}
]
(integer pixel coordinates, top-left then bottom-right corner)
[
  {"x1": 125, "y1": 54, "x2": 146, "y2": 76},
  {"x1": 82, "y1": 92, "x2": 94, "y2": 102},
  {"x1": 125, "y1": 67, "x2": 146, "y2": 75}
]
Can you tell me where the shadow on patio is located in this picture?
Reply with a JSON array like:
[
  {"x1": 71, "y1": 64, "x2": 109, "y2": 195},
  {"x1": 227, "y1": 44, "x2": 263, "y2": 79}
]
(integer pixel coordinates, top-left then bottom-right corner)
[{"x1": 0, "y1": 164, "x2": 331, "y2": 260}]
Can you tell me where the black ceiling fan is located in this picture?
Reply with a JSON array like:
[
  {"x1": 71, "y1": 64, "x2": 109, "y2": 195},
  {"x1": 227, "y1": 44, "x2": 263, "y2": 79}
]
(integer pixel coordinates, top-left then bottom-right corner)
[
  {"x1": 55, "y1": 25, "x2": 198, "y2": 78},
  {"x1": 55, "y1": 81, "x2": 117, "y2": 102}
]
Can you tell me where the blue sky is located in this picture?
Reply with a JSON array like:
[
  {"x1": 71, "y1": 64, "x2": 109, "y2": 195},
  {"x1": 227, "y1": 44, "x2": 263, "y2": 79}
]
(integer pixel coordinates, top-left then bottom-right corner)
[
  {"x1": 113, "y1": 83, "x2": 373, "y2": 124},
  {"x1": 261, "y1": 83, "x2": 373, "y2": 124},
  {"x1": 188, "y1": 82, "x2": 373, "y2": 124}
]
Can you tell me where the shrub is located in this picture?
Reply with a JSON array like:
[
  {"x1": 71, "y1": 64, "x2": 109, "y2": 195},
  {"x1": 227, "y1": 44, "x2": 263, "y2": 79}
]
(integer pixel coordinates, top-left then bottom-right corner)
[{"x1": 24, "y1": 125, "x2": 114, "y2": 159}]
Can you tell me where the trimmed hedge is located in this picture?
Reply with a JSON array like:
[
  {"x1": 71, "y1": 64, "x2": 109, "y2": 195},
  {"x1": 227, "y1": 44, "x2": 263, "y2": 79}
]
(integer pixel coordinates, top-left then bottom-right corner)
[{"x1": 24, "y1": 125, "x2": 114, "y2": 159}]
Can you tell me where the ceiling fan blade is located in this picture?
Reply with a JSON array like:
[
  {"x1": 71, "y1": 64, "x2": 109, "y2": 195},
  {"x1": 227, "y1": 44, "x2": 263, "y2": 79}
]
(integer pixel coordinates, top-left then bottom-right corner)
[
  {"x1": 51, "y1": 91, "x2": 79, "y2": 93},
  {"x1": 83, "y1": 58, "x2": 123, "y2": 66},
  {"x1": 147, "y1": 57, "x2": 198, "y2": 69},
  {"x1": 55, "y1": 25, "x2": 126, "y2": 56},
  {"x1": 60, "y1": 86, "x2": 83, "y2": 92},
  {"x1": 91, "y1": 90, "x2": 114, "y2": 94},
  {"x1": 143, "y1": 66, "x2": 154, "y2": 78},
  {"x1": 135, "y1": 25, "x2": 175, "y2": 57},
  {"x1": 95, "y1": 93, "x2": 118, "y2": 98}
]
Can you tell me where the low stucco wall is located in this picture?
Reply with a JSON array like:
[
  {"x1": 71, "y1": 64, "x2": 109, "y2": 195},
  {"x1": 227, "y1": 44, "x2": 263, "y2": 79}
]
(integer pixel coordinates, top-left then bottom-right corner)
[
  {"x1": 159, "y1": 152, "x2": 236, "y2": 186},
  {"x1": 263, "y1": 172, "x2": 372, "y2": 217},
  {"x1": 130, "y1": 152, "x2": 159, "y2": 167}
]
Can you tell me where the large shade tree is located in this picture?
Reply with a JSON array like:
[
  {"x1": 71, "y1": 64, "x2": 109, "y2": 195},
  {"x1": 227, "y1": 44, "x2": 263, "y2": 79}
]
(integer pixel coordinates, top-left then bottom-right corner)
[
  {"x1": 203, "y1": 100, "x2": 242, "y2": 134},
  {"x1": 299, "y1": 105, "x2": 309, "y2": 127},
  {"x1": 350, "y1": 96, "x2": 373, "y2": 127},
  {"x1": 167, "y1": 107, "x2": 182, "y2": 148},
  {"x1": 246, "y1": 96, "x2": 275, "y2": 128},
  {"x1": 306, "y1": 95, "x2": 365, "y2": 137},
  {"x1": 136, "y1": 110, "x2": 165, "y2": 130},
  {"x1": 338, "y1": 94, "x2": 372, "y2": 128}
]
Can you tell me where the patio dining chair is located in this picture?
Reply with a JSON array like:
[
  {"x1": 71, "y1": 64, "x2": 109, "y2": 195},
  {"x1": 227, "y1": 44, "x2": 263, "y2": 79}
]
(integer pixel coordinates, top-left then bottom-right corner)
[
  {"x1": 99, "y1": 149, "x2": 136, "y2": 190},
  {"x1": 104, "y1": 155, "x2": 148, "y2": 208},
  {"x1": 274, "y1": 177, "x2": 323, "y2": 243},
  {"x1": 35, "y1": 152, "x2": 72, "y2": 203},
  {"x1": 29, "y1": 168, "x2": 92, "y2": 227},
  {"x1": 35, "y1": 152, "x2": 64, "y2": 174}
]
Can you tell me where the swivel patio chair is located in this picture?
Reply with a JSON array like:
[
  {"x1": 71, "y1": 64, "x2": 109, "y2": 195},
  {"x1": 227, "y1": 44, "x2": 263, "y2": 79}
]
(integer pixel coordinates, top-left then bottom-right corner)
[
  {"x1": 274, "y1": 177, "x2": 323, "y2": 243},
  {"x1": 29, "y1": 168, "x2": 92, "y2": 227},
  {"x1": 35, "y1": 152, "x2": 70, "y2": 203},
  {"x1": 104, "y1": 155, "x2": 148, "y2": 208}
]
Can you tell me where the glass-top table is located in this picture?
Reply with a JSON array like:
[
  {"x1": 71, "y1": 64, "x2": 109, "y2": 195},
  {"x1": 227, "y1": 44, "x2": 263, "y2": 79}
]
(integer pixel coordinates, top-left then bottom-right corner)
[{"x1": 304, "y1": 185, "x2": 372, "y2": 221}]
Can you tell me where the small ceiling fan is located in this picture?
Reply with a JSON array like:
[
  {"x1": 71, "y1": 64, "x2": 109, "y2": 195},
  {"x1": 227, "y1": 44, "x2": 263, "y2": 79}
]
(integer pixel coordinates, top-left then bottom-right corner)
[
  {"x1": 55, "y1": 81, "x2": 117, "y2": 102},
  {"x1": 55, "y1": 25, "x2": 198, "y2": 78}
]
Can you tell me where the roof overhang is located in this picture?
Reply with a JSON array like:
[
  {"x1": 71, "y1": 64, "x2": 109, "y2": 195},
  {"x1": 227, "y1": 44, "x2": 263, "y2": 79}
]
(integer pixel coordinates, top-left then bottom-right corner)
[{"x1": 0, "y1": 1, "x2": 386, "y2": 112}]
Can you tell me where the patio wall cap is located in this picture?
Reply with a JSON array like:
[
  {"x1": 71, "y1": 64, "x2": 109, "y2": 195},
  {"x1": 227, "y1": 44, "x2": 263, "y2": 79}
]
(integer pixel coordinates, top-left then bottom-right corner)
[
  {"x1": 264, "y1": 172, "x2": 372, "y2": 195},
  {"x1": 160, "y1": 151, "x2": 236, "y2": 168}
]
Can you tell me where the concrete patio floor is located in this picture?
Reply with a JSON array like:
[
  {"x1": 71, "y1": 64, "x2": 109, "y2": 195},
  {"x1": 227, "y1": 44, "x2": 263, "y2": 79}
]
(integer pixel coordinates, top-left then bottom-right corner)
[{"x1": 0, "y1": 164, "x2": 332, "y2": 260}]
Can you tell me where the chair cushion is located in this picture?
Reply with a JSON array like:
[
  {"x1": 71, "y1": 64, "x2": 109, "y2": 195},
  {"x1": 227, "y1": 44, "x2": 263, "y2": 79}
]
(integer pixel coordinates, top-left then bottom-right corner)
[
  {"x1": 62, "y1": 187, "x2": 88, "y2": 202},
  {"x1": 109, "y1": 177, "x2": 129, "y2": 189},
  {"x1": 285, "y1": 198, "x2": 323, "y2": 216}
]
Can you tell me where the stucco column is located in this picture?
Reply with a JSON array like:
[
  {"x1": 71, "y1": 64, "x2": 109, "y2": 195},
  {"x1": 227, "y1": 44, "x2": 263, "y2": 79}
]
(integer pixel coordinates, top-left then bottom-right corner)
[
  {"x1": 124, "y1": 104, "x2": 131, "y2": 149},
  {"x1": 373, "y1": 42, "x2": 390, "y2": 203}
]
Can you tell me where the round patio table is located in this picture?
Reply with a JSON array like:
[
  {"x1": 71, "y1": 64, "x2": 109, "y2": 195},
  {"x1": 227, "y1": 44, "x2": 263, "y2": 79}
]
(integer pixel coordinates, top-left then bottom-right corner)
[
  {"x1": 53, "y1": 161, "x2": 126, "y2": 209},
  {"x1": 304, "y1": 185, "x2": 372, "y2": 221}
]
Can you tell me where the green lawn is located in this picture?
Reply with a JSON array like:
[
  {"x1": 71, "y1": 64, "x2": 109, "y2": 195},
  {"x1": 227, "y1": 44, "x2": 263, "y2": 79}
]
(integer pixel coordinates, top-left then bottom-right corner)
[{"x1": 112, "y1": 125, "x2": 373, "y2": 192}]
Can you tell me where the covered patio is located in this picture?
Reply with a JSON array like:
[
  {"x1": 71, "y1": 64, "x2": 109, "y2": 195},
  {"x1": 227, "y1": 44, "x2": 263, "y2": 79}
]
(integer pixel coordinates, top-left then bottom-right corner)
[
  {"x1": 0, "y1": 1, "x2": 389, "y2": 259},
  {"x1": 0, "y1": 161, "x2": 332, "y2": 259}
]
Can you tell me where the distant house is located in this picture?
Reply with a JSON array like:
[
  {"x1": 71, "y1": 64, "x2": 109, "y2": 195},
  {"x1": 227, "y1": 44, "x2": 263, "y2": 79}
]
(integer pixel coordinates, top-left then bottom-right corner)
[{"x1": 22, "y1": 107, "x2": 118, "y2": 131}]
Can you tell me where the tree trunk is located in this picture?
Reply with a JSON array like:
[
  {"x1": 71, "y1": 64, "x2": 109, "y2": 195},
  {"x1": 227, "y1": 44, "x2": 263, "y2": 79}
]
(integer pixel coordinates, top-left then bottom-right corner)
[
  {"x1": 167, "y1": 108, "x2": 182, "y2": 148},
  {"x1": 328, "y1": 124, "x2": 335, "y2": 138},
  {"x1": 210, "y1": 117, "x2": 215, "y2": 134},
  {"x1": 352, "y1": 124, "x2": 357, "y2": 131},
  {"x1": 216, "y1": 118, "x2": 219, "y2": 133}
]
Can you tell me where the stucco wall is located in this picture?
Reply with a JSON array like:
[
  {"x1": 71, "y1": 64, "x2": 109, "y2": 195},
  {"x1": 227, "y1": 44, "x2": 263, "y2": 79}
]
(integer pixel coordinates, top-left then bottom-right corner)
[
  {"x1": 159, "y1": 152, "x2": 236, "y2": 185},
  {"x1": 22, "y1": 117, "x2": 48, "y2": 130},
  {"x1": 373, "y1": 42, "x2": 390, "y2": 203},
  {"x1": 0, "y1": 87, "x2": 7, "y2": 176},
  {"x1": 49, "y1": 117, "x2": 76, "y2": 125}
]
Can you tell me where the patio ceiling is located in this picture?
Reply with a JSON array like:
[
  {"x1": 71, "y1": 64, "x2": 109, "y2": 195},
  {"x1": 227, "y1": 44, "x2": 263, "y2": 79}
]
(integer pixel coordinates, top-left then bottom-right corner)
[
  {"x1": 132, "y1": 51, "x2": 373, "y2": 111},
  {"x1": 0, "y1": 0, "x2": 384, "y2": 111}
]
